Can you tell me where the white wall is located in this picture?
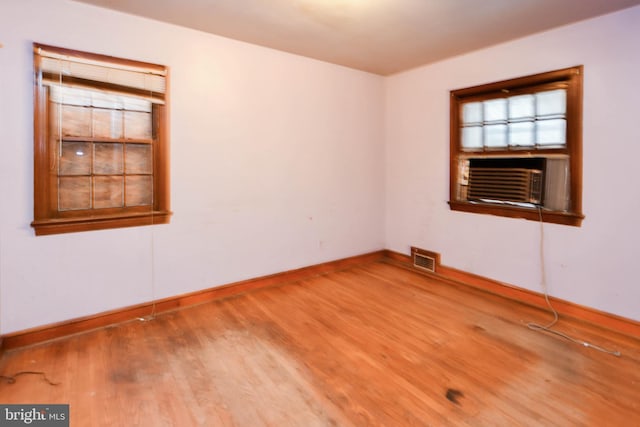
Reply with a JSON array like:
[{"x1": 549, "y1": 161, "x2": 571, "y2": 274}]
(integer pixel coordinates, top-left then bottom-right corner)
[
  {"x1": 0, "y1": 0, "x2": 385, "y2": 333},
  {"x1": 385, "y1": 6, "x2": 640, "y2": 321},
  {"x1": 2, "y1": 1, "x2": 638, "y2": 336}
]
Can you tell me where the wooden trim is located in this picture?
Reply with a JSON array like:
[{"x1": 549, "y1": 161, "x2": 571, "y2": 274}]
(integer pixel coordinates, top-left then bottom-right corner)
[
  {"x1": 449, "y1": 85, "x2": 460, "y2": 214},
  {"x1": 448, "y1": 200, "x2": 584, "y2": 227},
  {"x1": 1, "y1": 251, "x2": 386, "y2": 350},
  {"x1": 52, "y1": 136, "x2": 153, "y2": 144},
  {"x1": 383, "y1": 249, "x2": 413, "y2": 264},
  {"x1": 35, "y1": 43, "x2": 167, "y2": 74},
  {"x1": 154, "y1": 100, "x2": 170, "y2": 217},
  {"x1": 33, "y1": 83, "x2": 49, "y2": 222},
  {"x1": 31, "y1": 211, "x2": 172, "y2": 236},
  {"x1": 567, "y1": 65, "x2": 584, "y2": 219},
  {"x1": 451, "y1": 66, "x2": 580, "y2": 97},
  {"x1": 6, "y1": 248, "x2": 636, "y2": 350},
  {"x1": 382, "y1": 250, "x2": 640, "y2": 338}
]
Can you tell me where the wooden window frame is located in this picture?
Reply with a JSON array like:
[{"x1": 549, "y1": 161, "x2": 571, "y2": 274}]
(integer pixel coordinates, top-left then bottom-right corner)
[
  {"x1": 32, "y1": 43, "x2": 171, "y2": 236},
  {"x1": 449, "y1": 66, "x2": 584, "y2": 227}
]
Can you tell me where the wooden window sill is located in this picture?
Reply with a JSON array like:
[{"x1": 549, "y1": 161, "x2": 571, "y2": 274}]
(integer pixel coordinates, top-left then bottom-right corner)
[
  {"x1": 31, "y1": 211, "x2": 172, "y2": 236},
  {"x1": 448, "y1": 201, "x2": 583, "y2": 227}
]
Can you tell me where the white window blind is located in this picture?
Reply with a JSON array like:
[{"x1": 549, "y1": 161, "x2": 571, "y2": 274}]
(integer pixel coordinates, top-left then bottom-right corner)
[{"x1": 35, "y1": 46, "x2": 166, "y2": 104}]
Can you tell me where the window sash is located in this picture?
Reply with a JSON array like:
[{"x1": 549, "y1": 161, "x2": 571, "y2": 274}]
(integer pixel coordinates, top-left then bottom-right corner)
[{"x1": 32, "y1": 43, "x2": 171, "y2": 235}]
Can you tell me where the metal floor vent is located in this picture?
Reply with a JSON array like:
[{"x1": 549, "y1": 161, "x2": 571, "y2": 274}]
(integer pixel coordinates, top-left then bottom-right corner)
[
  {"x1": 411, "y1": 247, "x2": 439, "y2": 273},
  {"x1": 413, "y1": 253, "x2": 435, "y2": 272}
]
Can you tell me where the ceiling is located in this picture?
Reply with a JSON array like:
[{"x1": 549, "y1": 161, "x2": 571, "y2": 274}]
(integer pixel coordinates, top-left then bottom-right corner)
[{"x1": 72, "y1": 0, "x2": 640, "y2": 75}]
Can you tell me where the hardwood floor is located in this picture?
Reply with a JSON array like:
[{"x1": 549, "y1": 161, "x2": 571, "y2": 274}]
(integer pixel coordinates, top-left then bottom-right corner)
[{"x1": 1, "y1": 261, "x2": 638, "y2": 426}]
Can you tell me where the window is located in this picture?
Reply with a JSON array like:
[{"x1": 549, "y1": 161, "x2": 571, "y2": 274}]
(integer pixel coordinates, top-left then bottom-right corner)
[
  {"x1": 449, "y1": 66, "x2": 583, "y2": 226},
  {"x1": 32, "y1": 43, "x2": 171, "y2": 235}
]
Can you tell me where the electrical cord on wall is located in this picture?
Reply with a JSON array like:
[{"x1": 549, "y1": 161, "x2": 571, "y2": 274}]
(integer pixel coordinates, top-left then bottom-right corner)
[
  {"x1": 149, "y1": 215, "x2": 158, "y2": 319},
  {"x1": 526, "y1": 207, "x2": 621, "y2": 357},
  {"x1": 138, "y1": 122, "x2": 159, "y2": 323},
  {"x1": 139, "y1": 218, "x2": 157, "y2": 322}
]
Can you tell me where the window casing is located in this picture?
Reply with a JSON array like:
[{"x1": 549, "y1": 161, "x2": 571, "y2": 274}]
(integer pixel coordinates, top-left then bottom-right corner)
[
  {"x1": 449, "y1": 66, "x2": 584, "y2": 226},
  {"x1": 32, "y1": 44, "x2": 171, "y2": 235}
]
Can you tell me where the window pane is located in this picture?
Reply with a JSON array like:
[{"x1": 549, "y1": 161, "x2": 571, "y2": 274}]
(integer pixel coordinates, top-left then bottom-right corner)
[
  {"x1": 126, "y1": 176, "x2": 153, "y2": 206},
  {"x1": 537, "y1": 119, "x2": 566, "y2": 146},
  {"x1": 536, "y1": 89, "x2": 566, "y2": 117},
  {"x1": 94, "y1": 143, "x2": 124, "y2": 174},
  {"x1": 93, "y1": 109, "x2": 123, "y2": 139},
  {"x1": 462, "y1": 126, "x2": 483, "y2": 150},
  {"x1": 508, "y1": 94, "x2": 534, "y2": 119},
  {"x1": 59, "y1": 176, "x2": 91, "y2": 210},
  {"x1": 126, "y1": 144, "x2": 152, "y2": 174},
  {"x1": 462, "y1": 102, "x2": 482, "y2": 124},
  {"x1": 61, "y1": 104, "x2": 91, "y2": 137},
  {"x1": 484, "y1": 124, "x2": 507, "y2": 148},
  {"x1": 483, "y1": 99, "x2": 507, "y2": 123},
  {"x1": 509, "y1": 122, "x2": 535, "y2": 147},
  {"x1": 60, "y1": 141, "x2": 91, "y2": 175},
  {"x1": 124, "y1": 111, "x2": 152, "y2": 139},
  {"x1": 94, "y1": 176, "x2": 124, "y2": 209}
]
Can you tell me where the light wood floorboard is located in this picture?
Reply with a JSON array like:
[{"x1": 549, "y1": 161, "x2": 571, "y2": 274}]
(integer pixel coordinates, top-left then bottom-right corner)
[{"x1": 1, "y1": 261, "x2": 639, "y2": 426}]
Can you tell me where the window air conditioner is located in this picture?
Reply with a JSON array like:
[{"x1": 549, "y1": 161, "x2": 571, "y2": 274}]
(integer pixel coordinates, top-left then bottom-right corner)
[{"x1": 458, "y1": 156, "x2": 569, "y2": 211}]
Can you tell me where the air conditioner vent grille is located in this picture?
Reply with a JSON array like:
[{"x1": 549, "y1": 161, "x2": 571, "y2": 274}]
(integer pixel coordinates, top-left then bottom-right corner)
[{"x1": 468, "y1": 167, "x2": 543, "y2": 204}]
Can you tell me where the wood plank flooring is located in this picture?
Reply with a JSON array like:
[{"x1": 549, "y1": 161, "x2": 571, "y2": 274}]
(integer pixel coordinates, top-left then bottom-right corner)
[{"x1": 1, "y1": 261, "x2": 639, "y2": 426}]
